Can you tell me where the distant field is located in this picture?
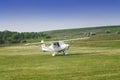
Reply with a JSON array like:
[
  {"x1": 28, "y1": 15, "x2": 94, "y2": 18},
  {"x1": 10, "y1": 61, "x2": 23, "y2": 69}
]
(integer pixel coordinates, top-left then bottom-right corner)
[{"x1": 0, "y1": 40, "x2": 120, "y2": 80}]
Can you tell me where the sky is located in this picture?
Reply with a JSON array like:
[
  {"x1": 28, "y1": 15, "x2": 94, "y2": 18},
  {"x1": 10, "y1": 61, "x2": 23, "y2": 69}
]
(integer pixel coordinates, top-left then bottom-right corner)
[{"x1": 0, "y1": 0, "x2": 120, "y2": 32}]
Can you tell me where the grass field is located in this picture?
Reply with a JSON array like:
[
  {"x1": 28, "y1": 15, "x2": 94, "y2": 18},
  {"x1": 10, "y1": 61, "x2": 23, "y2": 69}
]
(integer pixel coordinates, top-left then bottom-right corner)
[{"x1": 0, "y1": 40, "x2": 120, "y2": 80}]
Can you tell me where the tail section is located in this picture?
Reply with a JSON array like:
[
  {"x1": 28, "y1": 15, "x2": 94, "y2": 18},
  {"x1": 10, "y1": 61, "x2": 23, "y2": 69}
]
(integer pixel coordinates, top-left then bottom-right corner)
[
  {"x1": 41, "y1": 40, "x2": 46, "y2": 52},
  {"x1": 41, "y1": 40, "x2": 49, "y2": 52}
]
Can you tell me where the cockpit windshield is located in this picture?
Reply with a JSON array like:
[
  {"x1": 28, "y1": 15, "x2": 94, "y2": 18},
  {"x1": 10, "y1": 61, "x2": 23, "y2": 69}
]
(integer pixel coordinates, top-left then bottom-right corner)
[{"x1": 53, "y1": 42, "x2": 60, "y2": 47}]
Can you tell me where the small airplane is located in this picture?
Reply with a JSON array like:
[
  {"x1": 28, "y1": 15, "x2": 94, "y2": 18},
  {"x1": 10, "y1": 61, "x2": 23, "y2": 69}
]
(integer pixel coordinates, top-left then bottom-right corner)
[{"x1": 25, "y1": 37, "x2": 89, "y2": 56}]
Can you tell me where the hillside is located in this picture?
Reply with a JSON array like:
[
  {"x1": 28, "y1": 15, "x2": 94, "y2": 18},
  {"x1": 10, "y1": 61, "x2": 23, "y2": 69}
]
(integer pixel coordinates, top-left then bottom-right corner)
[
  {"x1": 44, "y1": 25, "x2": 120, "y2": 37},
  {"x1": 42, "y1": 25, "x2": 120, "y2": 41}
]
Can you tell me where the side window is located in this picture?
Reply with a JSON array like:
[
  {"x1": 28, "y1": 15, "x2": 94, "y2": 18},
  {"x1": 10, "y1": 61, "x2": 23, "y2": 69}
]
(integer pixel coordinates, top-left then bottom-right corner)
[
  {"x1": 57, "y1": 42, "x2": 60, "y2": 47},
  {"x1": 54, "y1": 42, "x2": 60, "y2": 47}
]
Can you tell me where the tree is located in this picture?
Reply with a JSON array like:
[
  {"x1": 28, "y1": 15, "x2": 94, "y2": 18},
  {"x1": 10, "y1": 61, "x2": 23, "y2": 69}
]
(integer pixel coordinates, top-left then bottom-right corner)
[
  {"x1": 0, "y1": 30, "x2": 51, "y2": 44},
  {"x1": 11, "y1": 33, "x2": 21, "y2": 43},
  {"x1": 0, "y1": 39, "x2": 4, "y2": 44}
]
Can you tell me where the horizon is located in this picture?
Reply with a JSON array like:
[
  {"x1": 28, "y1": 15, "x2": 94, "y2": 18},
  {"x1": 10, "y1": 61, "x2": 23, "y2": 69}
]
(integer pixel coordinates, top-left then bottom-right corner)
[
  {"x1": 0, "y1": 0, "x2": 120, "y2": 32},
  {"x1": 0, "y1": 25, "x2": 119, "y2": 33}
]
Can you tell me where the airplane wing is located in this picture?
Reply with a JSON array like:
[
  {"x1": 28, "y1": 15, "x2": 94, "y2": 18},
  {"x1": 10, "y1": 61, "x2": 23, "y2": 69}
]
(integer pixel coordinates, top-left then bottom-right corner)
[
  {"x1": 41, "y1": 37, "x2": 90, "y2": 43},
  {"x1": 61, "y1": 37, "x2": 90, "y2": 42},
  {"x1": 25, "y1": 37, "x2": 90, "y2": 45},
  {"x1": 25, "y1": 42, "x2": 42, "y2": 45}
]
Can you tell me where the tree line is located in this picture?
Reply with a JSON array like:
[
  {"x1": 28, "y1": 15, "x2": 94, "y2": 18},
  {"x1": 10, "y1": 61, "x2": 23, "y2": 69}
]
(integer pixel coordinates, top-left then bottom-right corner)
[{"x1": 0, "y1": 30, "x2": 51, "y2": 44}]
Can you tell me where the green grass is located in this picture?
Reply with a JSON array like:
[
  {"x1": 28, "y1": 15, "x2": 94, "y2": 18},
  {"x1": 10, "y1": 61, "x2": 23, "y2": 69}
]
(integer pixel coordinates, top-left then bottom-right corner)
[
  {"x1": 0, "y1": 40, "x2": 120, "y2": 80},
  {"x1": 71, "y1": 40, "x2": 120, "y2": 48},
  {"x1": 90, "y1": 34, "x2": 120, "y2": 41}
]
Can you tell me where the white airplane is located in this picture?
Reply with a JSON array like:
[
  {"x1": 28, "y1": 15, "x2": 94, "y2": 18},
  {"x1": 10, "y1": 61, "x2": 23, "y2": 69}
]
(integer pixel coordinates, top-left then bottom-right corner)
[{"x1": 25, "y1": 37, "x2": 89, "y2": 56}]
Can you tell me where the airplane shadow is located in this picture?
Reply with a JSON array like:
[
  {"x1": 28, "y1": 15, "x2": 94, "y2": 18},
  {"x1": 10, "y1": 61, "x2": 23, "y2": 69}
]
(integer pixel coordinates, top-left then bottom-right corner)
[
  {"x1": 68, "y1": 53, "x2": 96, "y2": 56},
  {"x1": 56, "y1": 52, "x2": 96, "y2": 56}
]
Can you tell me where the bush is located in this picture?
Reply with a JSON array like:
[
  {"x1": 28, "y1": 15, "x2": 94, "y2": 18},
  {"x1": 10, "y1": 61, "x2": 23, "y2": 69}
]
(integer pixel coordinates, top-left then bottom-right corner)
[
  {"x1": 105, "y1": 30, "x2": 111, "y2": 34},
  {"x1": 21, "y1": 40, "x2": 27, "y2": 43},
  {"x1": 116, "y1": 31, "x2": 120, "y2": 34}
]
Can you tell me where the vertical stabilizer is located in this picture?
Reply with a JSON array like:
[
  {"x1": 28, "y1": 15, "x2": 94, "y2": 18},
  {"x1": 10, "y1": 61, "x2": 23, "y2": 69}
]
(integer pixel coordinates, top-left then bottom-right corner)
[{"x1": 41, "y1": 40, "x2": 49, "y2": 52}]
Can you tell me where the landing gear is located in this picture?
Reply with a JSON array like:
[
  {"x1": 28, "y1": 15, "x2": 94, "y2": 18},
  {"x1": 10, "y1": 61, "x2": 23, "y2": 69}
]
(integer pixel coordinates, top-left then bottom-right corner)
[
  {"x1": 52, "y1": 52, "x2": 56, "y2": 56},
  {"x1": 63, "y1": 51, "x2": 68, "y2": 56},
  {"x1": 52, "y1": 51, "x2": 68, "y2": 56}
]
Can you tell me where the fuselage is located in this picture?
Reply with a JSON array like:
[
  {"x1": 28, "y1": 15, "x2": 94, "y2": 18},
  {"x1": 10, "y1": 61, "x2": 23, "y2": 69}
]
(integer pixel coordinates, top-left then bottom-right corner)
[
  {"x1": 41, "y1": 41, "x2": 70, "y2": 52},
  {"x1": 49, "y1": 43, "x2": 69, "y2": 52}
]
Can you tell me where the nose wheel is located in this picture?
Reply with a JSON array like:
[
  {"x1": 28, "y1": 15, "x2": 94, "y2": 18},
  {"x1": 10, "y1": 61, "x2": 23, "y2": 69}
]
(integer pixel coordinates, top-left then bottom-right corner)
[
  {"x1": 52, "y1": 52, "x2": 56, "y2": 56},
  {"x1": 63, "y1": 51, "x2": 67, "y2": 56}
]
